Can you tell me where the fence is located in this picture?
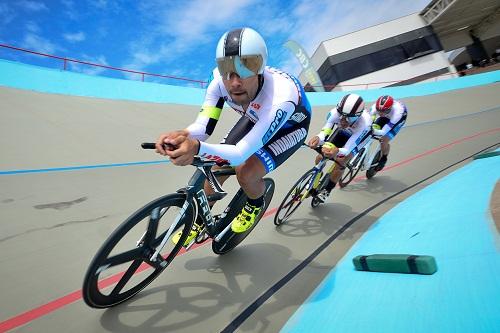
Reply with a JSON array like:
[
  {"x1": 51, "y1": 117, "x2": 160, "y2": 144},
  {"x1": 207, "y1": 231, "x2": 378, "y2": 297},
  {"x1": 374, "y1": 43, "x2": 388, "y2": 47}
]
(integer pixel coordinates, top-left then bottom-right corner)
[
  {"x1": 1, "y1": 43, "x2": 475, "y2": 91},
  {"x1": 0, "y1": 43, "x2": 208, "y2": 88}
]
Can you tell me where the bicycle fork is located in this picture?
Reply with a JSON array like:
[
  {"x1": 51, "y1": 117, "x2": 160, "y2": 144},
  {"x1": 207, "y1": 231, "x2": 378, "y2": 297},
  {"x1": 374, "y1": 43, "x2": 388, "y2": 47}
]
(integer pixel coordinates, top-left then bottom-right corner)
[
  {"x1": 301, "y1": 160, "x2": 327, "y2": 200},
  {"x1": 149, "y1": 200, "x2": 193, "y2": 264}
]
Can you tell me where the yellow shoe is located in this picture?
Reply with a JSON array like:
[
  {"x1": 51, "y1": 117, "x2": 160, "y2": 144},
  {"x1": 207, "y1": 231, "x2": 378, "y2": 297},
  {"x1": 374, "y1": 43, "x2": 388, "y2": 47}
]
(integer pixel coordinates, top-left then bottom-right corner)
[
  {"x1": 231, "y1": 202, "x2": 262, "y2": 233},
  {"x1": 172, "y1": 222, "x2": 203, "y2": 247}
]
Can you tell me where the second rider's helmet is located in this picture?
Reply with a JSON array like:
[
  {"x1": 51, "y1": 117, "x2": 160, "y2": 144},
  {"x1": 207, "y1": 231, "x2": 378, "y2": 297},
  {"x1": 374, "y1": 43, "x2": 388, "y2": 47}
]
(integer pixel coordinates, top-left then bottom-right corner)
[
  {"x1": 337, "y1": 93, "x2": 365, "y2": 122},
  {"x1": 375, "y1": 95, "x2": 394, "y2": 113},
  {"x1": 216, "y1": 27, "x2": 268, "y2": 80}
]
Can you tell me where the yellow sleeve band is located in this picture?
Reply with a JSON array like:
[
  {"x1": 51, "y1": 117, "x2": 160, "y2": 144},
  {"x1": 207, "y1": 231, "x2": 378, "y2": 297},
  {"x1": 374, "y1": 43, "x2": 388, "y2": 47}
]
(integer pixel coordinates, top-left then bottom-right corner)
[
  {"x1": 372, "y1": 124, "x2": 381, "y2": 130},
  {"x1": 200, "y1": 106, "x2": 222, "y2": 120},
  {"x1": 321, "y1": 127, "x2": 333, "y2": 136},
  {"x1": 323, "y1": 142, "x2": 336, "y2": 149}
]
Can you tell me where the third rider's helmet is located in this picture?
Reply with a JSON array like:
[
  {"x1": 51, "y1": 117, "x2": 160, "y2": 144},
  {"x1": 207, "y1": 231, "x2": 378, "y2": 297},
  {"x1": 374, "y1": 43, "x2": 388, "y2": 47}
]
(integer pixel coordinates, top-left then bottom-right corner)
[
  {"x1": 375, "y1": 95, "x2": 394, "y2": 113},
  {"x1": 337, "y1": 93, "x2": 365, "y2": 122},
  {"x1": 216, "y1": 27, "x2": 268, "y2": 80}
]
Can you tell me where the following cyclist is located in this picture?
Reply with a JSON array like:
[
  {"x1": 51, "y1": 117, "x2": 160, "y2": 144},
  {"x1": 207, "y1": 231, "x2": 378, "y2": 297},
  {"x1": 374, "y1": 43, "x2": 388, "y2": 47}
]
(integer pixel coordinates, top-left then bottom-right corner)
[
  {"x1": 369, "y1": 95, "x2": 408, "y2": 171},
  {"x1": 307, "y1": 93, "x2": 372, "y2": 203},
  {"x1": 155, "y1": 27, "x2": 311, "y2": 244}
]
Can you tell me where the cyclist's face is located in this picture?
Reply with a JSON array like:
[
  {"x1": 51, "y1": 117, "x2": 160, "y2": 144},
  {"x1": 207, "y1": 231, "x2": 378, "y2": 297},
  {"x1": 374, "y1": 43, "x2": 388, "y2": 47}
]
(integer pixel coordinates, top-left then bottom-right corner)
[
  {"x1": 223, "y1": 73, "x2": 259, "y2": 107},
  {"x1": 340, "y1": 115, "x2": 358, "y2": 128},
  {"x1": 339, "y1": 117, "x2": 350, "y2": 128}
]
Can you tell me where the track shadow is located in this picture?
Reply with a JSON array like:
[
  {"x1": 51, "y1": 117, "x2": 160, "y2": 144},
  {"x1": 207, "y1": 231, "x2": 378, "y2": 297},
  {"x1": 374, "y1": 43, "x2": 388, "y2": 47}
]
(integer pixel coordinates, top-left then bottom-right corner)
[
  {"x1": 274, "y1": 200, "x2": 381, "y2": 243},
  {"x1": 339, "y1": 175, "x2": 409, "y2": 195},
  {"x1": 99, "y1": 243, "x2": 324, "y2": 332}
]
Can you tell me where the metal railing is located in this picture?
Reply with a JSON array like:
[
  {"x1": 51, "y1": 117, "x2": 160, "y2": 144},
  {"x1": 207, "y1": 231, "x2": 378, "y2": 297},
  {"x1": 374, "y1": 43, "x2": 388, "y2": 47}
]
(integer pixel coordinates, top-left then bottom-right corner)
[{"x1": 0, "y1": 43, "x2": 208, "y2": 88}]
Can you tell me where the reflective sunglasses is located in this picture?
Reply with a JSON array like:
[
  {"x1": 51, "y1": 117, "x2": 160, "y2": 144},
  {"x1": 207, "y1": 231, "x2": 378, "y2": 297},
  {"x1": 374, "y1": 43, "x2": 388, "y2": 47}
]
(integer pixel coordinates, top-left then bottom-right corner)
[{"x1": 216, "y1": 55, "x2": 263, "y2": 79}]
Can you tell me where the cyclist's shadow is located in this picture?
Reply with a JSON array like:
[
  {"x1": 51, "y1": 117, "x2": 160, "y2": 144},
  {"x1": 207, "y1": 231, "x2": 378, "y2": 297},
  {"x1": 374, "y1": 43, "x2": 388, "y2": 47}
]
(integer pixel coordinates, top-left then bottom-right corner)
[
  {"x1": 339, "y1": 175, "x2": 408, "y2": 195},
  {"x1": 99, "y1": 243, "x2": 327, "y2": 332},
  {"x1": 185, "y1": 243, "x2": 336, "y2": 332},
  {"x1": 275, "y1": 201, "x2": 360, "y2": 238}
]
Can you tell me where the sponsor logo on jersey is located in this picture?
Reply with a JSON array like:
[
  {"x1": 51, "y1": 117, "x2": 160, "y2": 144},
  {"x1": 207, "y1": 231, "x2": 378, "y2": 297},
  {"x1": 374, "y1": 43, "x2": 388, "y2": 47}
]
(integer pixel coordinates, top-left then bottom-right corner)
[
  {"x1": 262, "y1": 109, "x2": 287, "y2": 144},
  {"x1": 255, "y1": 149, "x2": 275, "y2": 172},
  {"x1": 268, "y1": 128, "x2": 307, "y2": 155},
  {"x1": 290, "y1": 112, "x2": 306, "y2": 123},
  {"x1": 247, "y1": 109, "x2": 259, "y2": 122},
  {"x1": 250, "y1": 102, "x2": 261, "y2": 110}
]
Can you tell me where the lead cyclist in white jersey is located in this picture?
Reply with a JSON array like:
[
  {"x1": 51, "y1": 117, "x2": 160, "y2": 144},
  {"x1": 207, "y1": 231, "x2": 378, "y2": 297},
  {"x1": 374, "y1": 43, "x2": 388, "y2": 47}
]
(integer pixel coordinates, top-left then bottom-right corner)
[
  {"x1": 156, "y1": 27, "x2": 311, "y2": 244},
  {"x1": 369, "y1": 95, "x2": 408, "y2": 171}
]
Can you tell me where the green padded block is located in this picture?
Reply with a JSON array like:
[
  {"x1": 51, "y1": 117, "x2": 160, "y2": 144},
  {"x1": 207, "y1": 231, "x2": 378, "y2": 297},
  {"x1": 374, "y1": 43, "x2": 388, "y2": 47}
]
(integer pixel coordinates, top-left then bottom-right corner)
[
  {"x1": 473, "y1": 151, "x2": 500, "y2": 160},
  {"x1": 353, "y1": 254, "x2": 437, "y2": 275}
]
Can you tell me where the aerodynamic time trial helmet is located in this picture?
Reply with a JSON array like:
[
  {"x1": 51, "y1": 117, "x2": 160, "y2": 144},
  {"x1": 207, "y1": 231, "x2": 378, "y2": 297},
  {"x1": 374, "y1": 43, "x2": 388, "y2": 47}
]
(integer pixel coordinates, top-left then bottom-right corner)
[
  {"x1": 337, "y1": 93, "x2": 365, "y2": 122},
  {"x1": 375, "y1": 95, "x2": 394, "y2": 113},
  {"x1": 216, "y1": 27, "x2": 268, "y2": 80}
]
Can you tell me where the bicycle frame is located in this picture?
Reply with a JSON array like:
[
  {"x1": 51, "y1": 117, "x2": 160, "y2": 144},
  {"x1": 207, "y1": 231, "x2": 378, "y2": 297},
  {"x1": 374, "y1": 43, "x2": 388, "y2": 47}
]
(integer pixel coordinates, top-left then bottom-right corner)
[
  {"x1": 150, "y1": 160, "x2": 231, "y2": 258},
  {"x1": 344, "y1": 135, "x2": 381, "y2": 172},
  {"x1": 300, "y1": 160, "x2": 323, "y2": 199}
]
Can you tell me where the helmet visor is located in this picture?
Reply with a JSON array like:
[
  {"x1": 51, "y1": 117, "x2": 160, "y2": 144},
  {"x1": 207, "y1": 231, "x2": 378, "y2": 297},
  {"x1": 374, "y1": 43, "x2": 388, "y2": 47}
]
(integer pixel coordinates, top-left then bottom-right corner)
[
  {"x1": 216, "y1": 55, "x2": 263, "y2": 79},
  {"x1": 376, "y1": 106, "x2": 391, "y2": 114},
  {"x1": 338, "y1": 112, "x2": 359, "y2": 124}
]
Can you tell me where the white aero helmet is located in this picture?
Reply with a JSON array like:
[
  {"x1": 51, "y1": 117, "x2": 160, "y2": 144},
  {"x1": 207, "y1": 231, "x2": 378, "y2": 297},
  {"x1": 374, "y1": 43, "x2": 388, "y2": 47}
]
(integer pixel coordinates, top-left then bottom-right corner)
[
  {"x1": 336, "y1": 93, "x2": 365, "y2": 120},
  {"x1": 216, "y1": 27, "x2": 268, "y2": 79}
]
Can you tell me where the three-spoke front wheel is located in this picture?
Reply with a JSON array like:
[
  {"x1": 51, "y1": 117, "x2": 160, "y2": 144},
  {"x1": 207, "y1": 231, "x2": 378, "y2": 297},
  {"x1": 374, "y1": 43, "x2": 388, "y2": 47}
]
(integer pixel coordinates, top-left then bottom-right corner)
[
  {"x1": 274, "y1": 169, "x2": 316, "y2": 225},
  {"x1": 82, "y1": 194, "x2": 195, "y2": 308}
]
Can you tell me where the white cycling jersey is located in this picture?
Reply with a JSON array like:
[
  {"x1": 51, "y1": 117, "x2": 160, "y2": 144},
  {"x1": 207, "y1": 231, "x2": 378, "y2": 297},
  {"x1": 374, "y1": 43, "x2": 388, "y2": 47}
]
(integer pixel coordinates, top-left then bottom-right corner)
[
  {"x1": 186, "y1": 67, "x2": 310, "y2": 166},
  {"x1": 317, "y1": 108, "x2": 373, "y2": 157},
  {"x1": 369, "y1": 99, "x2": 407, "y2": 136}
]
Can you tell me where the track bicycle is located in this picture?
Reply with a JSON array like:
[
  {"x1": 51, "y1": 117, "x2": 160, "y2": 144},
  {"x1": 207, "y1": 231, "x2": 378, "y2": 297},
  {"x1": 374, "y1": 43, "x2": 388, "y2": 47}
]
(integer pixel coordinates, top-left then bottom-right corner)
[
  {"x1": 274, "y1": 134, "x2": 382, "y2": 225},
  {"x1": 274, "y1": 144, "x2": 338, "y2": 226},
  {"x1": 338, "y1": 134, "x2": 383, "y2": 188},
  {"x1": 82, "y1": 143, "x2": 275, "y2": 308}
]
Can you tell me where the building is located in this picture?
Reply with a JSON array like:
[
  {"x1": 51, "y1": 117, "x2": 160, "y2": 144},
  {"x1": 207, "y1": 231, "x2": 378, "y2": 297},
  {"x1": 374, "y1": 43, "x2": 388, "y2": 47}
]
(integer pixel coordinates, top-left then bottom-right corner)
[{"x1": 300, "y1": 0, "x2": 500, "y2": 91}]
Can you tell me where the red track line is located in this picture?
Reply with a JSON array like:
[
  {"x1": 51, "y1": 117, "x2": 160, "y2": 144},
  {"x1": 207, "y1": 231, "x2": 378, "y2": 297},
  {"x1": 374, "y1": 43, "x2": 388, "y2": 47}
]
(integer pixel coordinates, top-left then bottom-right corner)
[
  {"x1": 351, "y1": 127, "x2": 499, "y2": 183},
  {"x1": 0, "y1": 127, "x2": 498, "y2": 332}
]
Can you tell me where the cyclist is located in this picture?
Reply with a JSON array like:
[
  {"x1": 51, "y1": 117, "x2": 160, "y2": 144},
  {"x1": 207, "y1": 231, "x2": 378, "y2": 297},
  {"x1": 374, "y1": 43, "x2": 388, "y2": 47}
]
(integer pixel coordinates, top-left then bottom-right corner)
[
  {"x1": 369, "y1": 95, "x2": 408, "y2": 171},
  {"x1": 155, "y1": 27, "x2": 311, "y2": 244},
  {"x1": 307, "y1": 93, "x2": 372, "y2": 203}
]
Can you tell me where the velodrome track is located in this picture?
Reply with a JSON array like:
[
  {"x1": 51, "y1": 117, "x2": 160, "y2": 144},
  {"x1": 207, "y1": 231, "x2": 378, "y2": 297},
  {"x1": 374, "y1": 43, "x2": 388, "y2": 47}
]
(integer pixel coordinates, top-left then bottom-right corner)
[{"x1": 0, "y1": 81, "x2": 499, "y2": 332}]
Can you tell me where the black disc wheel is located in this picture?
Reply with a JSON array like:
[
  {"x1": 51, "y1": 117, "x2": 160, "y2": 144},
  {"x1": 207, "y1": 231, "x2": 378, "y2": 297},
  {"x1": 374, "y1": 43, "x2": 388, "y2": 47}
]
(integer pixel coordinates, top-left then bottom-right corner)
[
  {"x1": 82, "y1": 193, "x2": 195, "y2": 308},
  {"x1": 366, "y1": 150, "x2": 382, "y2": 179}
]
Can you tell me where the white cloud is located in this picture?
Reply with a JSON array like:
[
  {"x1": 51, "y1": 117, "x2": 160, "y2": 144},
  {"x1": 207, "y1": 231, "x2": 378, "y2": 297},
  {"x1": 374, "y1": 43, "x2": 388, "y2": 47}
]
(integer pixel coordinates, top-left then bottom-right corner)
[
  {"x1": 89, "y1": 0, "x2": 121, "y2": 11},
  {"x1": 126, "y1": 0, "x2": 255, "y2": 70},
  {"x1": 22, "y1": 33, "x2": 61, "y2": 54},
  {"x1": 17, "y1": 1, "x2": 48, "y2": 12},
  {"x1": 122, "y1": 0, "x2": 431, "y2": 79},
  {"x1": 61, "y1": 0, "x2": 79, "y2": 20},
  {"x1": 89, "y1": 0, "x2": 109, "y2": 9},
  {"x1": 26, "y1": 21, "x2": 40, "y2": 33},
  {"x1": 277, "y1": 0, "x2": 431, "y2": 76},
  {"x1": 63, "y1": 32, "x2": 86, "y2": 42},
  {"x1": 69, "y1": 54, "x2": 109, "y2": 75},
  {"x1": 0, "y1": 3, "x2": 15, "y2": 26}
]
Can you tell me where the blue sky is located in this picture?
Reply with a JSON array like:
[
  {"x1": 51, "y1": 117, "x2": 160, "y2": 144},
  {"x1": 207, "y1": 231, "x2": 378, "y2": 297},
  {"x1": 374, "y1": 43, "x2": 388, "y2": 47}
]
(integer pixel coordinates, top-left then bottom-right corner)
[{"x1": 0, "y1": 0, "x2": 430, "y2": 87}]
